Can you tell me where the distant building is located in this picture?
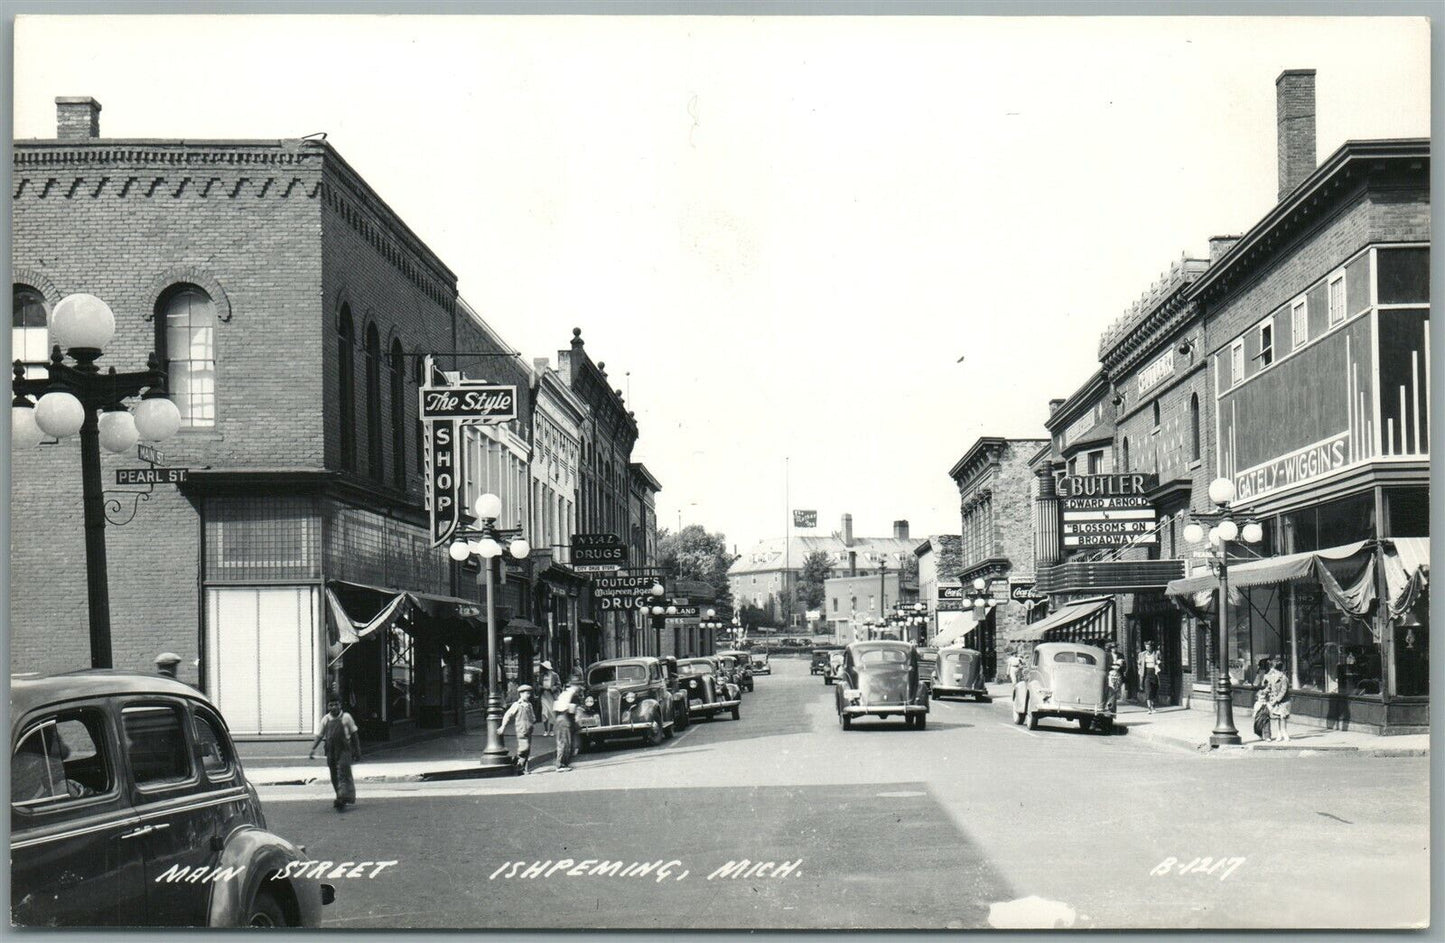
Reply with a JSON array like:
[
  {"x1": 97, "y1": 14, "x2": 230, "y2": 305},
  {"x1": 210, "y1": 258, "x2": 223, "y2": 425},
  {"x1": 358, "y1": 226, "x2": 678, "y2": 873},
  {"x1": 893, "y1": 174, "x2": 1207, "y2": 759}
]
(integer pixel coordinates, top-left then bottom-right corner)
[
  {"x1": 912, "y1": 535, "x2": 963, "y2": 642},
  {"x1": 728, "y1": 515, "x2": 917, "y2": 627}
]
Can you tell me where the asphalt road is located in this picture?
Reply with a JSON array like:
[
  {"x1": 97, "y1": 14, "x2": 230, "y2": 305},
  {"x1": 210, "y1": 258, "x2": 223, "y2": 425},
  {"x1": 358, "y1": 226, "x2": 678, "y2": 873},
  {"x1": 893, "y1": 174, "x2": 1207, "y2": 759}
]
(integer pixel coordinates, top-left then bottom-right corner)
[{"x1": 258, "y1": 656, "x2": 1429, "y2": 930}]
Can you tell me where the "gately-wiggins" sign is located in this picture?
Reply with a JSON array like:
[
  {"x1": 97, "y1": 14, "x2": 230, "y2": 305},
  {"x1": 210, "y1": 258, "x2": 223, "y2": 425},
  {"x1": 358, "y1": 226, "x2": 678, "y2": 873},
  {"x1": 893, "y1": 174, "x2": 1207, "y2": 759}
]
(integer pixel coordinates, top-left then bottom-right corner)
[{"x1": 1234, "y1": 432, "x2": 1350, "y2": 504}]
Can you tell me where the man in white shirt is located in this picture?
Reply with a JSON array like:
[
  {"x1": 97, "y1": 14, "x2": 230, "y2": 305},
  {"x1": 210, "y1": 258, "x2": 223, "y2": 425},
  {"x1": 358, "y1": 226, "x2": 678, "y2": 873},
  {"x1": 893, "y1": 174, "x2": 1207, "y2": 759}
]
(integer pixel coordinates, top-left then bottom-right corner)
[{"x1": 552, "y1": 673, "x2": 583, "y2": 772}]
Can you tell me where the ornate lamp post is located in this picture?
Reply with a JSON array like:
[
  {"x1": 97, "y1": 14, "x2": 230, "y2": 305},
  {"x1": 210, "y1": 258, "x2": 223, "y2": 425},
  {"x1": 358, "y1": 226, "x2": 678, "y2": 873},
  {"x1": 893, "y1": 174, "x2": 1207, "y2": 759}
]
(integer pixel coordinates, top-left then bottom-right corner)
[
  {"x1": 1182, "y1": 476, "x2": 1264, "y2": 748},
  {"x1": 449, "y1": 492, "x2": 531, "y2": 773},
  {"x1": 12, "y1": 293, "x2": 182, "y2": 668}
]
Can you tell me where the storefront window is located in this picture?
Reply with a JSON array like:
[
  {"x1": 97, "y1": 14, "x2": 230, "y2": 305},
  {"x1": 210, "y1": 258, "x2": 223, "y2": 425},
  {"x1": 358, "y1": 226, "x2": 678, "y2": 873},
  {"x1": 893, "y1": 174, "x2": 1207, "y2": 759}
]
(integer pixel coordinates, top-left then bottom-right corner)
[
  {"x1": 388, "y1": 626, "x2": 415, "y2": 720},
  {"x1": 1395, "y1": 601, "x2": 1429, "y2": 697},
  {"x1": 1386, "y1": 487, "x2": 1429, "y2": 538},
  {"x1": 1226, "y1": 586, "x2": 1286, "y2": 686},
  {"x1": 1281, "y1": 491, "x2": 1377, "y2": 553},
  {"x1": 1291, "y1": 584, "x2": 1381, "y2": 697}
]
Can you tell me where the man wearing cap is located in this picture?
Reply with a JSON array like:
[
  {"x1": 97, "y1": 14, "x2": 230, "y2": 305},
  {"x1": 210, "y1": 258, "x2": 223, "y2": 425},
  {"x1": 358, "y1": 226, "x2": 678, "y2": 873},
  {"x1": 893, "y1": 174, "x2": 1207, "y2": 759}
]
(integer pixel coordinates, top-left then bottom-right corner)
[
  {"x1": 498, "y1": 684, "x2": 538, "y2": 774},
  {"x1": 155, "y1": 652, "x2": 182, "y2": 680},
  {"x1": 537, "y1": 660, "x2": 561, "y2": 736}
]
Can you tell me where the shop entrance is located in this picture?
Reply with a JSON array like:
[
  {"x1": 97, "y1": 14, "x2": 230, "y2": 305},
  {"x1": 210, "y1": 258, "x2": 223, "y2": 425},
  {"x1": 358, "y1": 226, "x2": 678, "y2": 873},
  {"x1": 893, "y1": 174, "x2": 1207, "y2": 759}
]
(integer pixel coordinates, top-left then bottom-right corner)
[{"x1": 1130, "y1": 609, "x2": 1183, "y2": 707}]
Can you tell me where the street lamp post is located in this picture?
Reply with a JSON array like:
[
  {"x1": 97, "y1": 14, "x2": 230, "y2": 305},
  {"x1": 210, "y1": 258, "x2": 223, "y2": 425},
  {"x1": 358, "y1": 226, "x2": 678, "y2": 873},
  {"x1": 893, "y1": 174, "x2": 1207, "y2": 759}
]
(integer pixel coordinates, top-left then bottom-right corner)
[
  {"x1": 1183, "y1": 477, "x2": 1264, "y2": 749},
  {"x1": 11, "y1": 294, "x2": 182, "y2": 669},
  {"x1": 449, "y1": 492, "x2": 531, "y2": 773},
  {"x1": 647, "y1": 582, "x2": 666, "y2": 655}
]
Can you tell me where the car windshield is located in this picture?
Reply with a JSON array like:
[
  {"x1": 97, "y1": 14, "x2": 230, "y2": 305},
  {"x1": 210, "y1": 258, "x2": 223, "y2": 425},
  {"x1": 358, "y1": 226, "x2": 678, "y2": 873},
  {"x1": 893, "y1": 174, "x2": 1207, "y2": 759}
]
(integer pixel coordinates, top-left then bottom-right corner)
[
  {"x1": 857, "y1": 648, "x2": 908, "y2": 667},
  {"x1": 677, "y1": 662, "x2": 713, "y2": 677},
  {"x1": 590, "y1": 664, "x2": 648, "y2": 685},
  {"x1": 718, "y1": 657, "x2": 736, "y2": 669}
]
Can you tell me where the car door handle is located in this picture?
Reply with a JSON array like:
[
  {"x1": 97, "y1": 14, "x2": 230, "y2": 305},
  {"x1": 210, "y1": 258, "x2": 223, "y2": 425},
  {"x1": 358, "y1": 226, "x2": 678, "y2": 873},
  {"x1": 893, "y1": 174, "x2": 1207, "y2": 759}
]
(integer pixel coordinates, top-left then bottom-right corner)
[{"x1": 120, "y1": 825, "x2": 155, "y2": 840}]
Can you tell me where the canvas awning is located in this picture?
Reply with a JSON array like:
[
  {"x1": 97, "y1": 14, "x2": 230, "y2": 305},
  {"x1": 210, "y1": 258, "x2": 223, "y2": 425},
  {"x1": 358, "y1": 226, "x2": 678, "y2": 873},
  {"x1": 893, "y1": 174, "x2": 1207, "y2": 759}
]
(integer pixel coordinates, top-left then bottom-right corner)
[
  {"x1": 501, "y1": 618, "x2": 547, "y2": 639},
  {"x1": 326, "y1": 579, "x2": 488, "y2": 662},
  {"x1": 932, "y1": 610, "x2": 980, "y2": 648},
  {"x1": 1166, "y1": 540, "x2": 1372, "y2": 597},
  {"x1": 1002, "y1": 597, "x2": 1113, "y2": 644}
]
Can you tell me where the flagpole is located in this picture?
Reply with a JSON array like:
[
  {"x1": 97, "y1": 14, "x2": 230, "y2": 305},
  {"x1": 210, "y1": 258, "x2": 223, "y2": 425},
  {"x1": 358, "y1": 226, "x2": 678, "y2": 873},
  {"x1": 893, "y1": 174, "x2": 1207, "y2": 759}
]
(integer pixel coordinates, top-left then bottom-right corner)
[{"x1": 784, "y1": 456, "x2": 790, "y2": 631}]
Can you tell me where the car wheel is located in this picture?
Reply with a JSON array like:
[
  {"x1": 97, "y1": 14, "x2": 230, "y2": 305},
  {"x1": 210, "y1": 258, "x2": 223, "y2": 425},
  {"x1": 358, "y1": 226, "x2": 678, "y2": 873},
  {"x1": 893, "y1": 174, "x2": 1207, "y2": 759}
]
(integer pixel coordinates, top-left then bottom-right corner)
[
  {"x1": 916, "y1": 713, "x2": 927, "y2": 731},
  {"x1": 245, "y1": 890, "x2": 288, "y2": 928},
  {"x1": 1026, "y1": 701, "x2": 1039, "y2": 731},
  {"x1": 1099, "y1": 718, "x2": 1115, "y2": 735},
  {"x1": 648, "y1": 720, "x2": 665, "y2": 746},
  {"x1": 731, "y1": 705, "x2": 741, "y2": 721}
]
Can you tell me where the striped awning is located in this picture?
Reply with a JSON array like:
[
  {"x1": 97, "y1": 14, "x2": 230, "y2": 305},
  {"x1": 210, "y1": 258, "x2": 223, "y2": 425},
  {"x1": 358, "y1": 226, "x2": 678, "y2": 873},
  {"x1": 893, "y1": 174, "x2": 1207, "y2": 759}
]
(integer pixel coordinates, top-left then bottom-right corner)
[{"x1": 1002, "y1": 597, "x2": 1112, "y2": 644}]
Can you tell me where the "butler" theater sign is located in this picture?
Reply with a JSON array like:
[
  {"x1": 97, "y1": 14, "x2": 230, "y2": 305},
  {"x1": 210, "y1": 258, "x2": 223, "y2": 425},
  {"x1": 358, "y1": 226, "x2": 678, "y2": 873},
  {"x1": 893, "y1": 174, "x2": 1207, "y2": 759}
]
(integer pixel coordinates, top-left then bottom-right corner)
[{"x1": 1057, "y1": 473, "x2": 1158, "y2": 549}]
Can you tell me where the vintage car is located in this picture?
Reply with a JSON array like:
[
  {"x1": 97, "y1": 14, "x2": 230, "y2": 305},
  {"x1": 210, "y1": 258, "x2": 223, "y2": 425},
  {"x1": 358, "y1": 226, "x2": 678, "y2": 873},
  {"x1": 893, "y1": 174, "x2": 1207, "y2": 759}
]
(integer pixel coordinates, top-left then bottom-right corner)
[
  {"x1": 716, "y1": 652, "x2": 754, "y2": 692},
  {"x1": 823, "y1": 650, "x2": 846, "y2": 685},
  {"x1": 1011, "y1": 642, "x2": 1115, "y2": 733},
  {"x1": 749, "y1": 651, "x2": 771, "y2": 675},
  {"x1": 931, "y1": 646, "x2": 991, "y2": 701},
  {"x1": 576, "y1": 657, "x2": 680, "y2": 748},
  {"x1": 917, "y1": 647, "x2": 939, "y2": 687},
  {"x1": 810, "y1": 649, "x2": 831, "y2": 675},
  {"x1": 11, "y1": 671, "x2": 334, "y2": 928},
  {"x1": 835, "y1": 641, "x2": 930, "y2": 729},
  {"x1": 657, "y1": 657, "x2": 691, "y2": 733},
  {"x1": 674, "y1": 657, "x2": 742, "y2": 720}
]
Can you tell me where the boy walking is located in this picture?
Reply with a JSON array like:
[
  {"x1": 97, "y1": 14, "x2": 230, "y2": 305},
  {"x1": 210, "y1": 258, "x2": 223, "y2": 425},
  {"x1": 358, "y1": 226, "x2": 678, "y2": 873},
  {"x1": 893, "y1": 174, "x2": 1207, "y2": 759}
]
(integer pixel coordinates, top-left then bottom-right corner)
[
  {"x1": 552, "y1": 672, "x2": 584, "y2": 772},
  {"x1": 499, "y1": 684, "x2": 538, "y2": 774},
  {"x1": 308, "y1": 699, "x2": 362, "y2": 811}
]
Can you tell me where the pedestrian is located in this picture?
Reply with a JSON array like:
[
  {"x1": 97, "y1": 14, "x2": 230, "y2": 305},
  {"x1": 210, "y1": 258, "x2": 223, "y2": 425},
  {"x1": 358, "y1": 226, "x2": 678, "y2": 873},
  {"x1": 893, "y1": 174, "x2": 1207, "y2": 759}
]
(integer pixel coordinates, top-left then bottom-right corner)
[
  {"x1": 1261, "y1": 657, "x2": 1291, "y2": 742},
  {"x1": 1252, "y1": 658, "x2": 1273, "y2": 741},
  {"x1": 552, "y1": 671, "x2": 584, "y2": 773},
  {"x1": 1006, "y1": 647, "x2": 1024, "y2": 685},
  {"x1": 499, "y1": 684, "x2": 537, "y2": 774},
  {"x1": 537, "y1": 660, "x2": 561, "y2": 736},
  {"x1": 1104, "y1": 642, "x2": 1126, "y2": 713},
  {"x1": 1138, "y1": 640, "x2": 1161, "y2": 712},
  {"x1": 308, "y1": 698, "x2": 362, "y2": 811},
  {"x1": 154, "y1": 652, "x2": 181, "y2": 680}
]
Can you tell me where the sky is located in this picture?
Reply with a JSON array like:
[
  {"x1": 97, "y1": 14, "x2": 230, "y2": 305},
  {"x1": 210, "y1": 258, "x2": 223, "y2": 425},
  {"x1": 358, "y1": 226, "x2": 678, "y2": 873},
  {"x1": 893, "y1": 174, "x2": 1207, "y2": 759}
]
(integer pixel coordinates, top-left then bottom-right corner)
[{"x1": 12, "y1": 14, "x2": 1431, "y2": 554}]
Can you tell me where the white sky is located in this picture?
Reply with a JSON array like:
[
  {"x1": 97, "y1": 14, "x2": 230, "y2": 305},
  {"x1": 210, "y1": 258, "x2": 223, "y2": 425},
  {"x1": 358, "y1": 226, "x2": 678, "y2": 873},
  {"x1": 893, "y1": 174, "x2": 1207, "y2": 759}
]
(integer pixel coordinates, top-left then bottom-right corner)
[{"x1": 12, "y1": 15, "x2": 1431, "y2": 553}]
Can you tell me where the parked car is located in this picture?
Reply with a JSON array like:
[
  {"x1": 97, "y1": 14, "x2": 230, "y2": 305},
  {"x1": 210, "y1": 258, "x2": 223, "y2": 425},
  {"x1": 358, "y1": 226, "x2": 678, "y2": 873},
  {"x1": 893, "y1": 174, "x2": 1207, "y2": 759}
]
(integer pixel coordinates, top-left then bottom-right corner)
[
  {"x1": 932, "y1": 647, "x2": 991, "y2": 702},
  {"x1": 657, "y1": 657, "x2": 690, "y2": 732},
  {"x1": 1010, "y1": 642, "x2": 1115, "y2": 733},
  {"x1": 674, "y1": 658, "x2": 742, "y2": 720},
  {"x1": 576, "y1": 657, "x2": 680, "y2": 748},
  {"x1": 917, "y1": 647, "x2": 939, "y2": 687},
  {"x1": 749, "y1": 651, "x2": 771, "y2": 675},
  {"x1": 716, "y1": 652, "x2": 753, "y2": 692},
  {"x1": 10, "y1": 671, "x2": 334, "y2": 928},
  {"x1": 810, "y1": 649, "x2": 832, "y2": 675},
  {"x1": 835, "y1": 641, "x2": 931, "y2": 730}
]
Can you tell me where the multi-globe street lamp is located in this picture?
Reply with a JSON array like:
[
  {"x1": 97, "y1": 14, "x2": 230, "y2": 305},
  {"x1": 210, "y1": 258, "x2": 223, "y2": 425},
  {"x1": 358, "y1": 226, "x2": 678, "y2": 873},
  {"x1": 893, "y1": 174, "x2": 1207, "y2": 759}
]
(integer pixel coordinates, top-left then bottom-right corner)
[
  {"x1": 1182, "y1": 476, "x2": 1264, "y2": 748},
  {"x1": 11, "y1": 293, "x2": 182, "y2": 668},
  {"x1": 448, "y1": 492, "x2": 531, "y2": 773}
]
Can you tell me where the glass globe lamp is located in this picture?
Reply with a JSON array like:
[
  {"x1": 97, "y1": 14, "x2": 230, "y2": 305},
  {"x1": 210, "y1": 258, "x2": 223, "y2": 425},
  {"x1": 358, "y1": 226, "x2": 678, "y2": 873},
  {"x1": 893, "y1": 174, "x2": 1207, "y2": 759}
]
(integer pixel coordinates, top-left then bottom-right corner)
[
  {"x1": 34, "y1": 390, "x2": 85, "y2": 438},
  {"x1": 97, "y1": 408, "x2": 139, "y2": 454},
  {"x1": 448, "y1": 541, "x2": 471, "y2": 561},
  {"x1": 12, "y1": 400, "x2": 43, "y2": 449},
  {"x1": 1208, "y1": 477, "x2": 1237, "y2": 507},
  {"x1": 475, "y1": 493, "x2": 502, "y2": 521},
  {"x1": 133, "y1": 394, "x2": 181, "y2": 441},
  {"x1": 51, "y1": 293, "x2": 117, "y2": 351}
]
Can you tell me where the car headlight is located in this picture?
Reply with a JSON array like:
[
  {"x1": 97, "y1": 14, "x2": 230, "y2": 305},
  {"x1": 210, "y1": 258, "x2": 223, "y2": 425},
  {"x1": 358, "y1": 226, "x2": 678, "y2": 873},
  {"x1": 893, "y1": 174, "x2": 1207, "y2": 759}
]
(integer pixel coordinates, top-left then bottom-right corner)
[
  {"x1": 584, "y1": 696, "x2": 595, "y2": 708},
  {"x1": 688, "y1": 680, "x2": 697, "y2": 689},
  {"x1": 625, "y1": 692, "x2": 636, "y2": 704}
]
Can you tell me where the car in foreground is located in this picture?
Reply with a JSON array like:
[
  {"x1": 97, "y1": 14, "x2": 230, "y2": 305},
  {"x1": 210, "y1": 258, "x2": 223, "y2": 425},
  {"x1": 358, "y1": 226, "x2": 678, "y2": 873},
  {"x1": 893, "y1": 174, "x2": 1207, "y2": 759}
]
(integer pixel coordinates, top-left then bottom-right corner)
[
  {"x1": 749, "y1": 651, "x2": 771, "y2": 675},
  {"x1": 835, "y1": 641, "x2": 930, "y2": 729},
  {"x1": 576, "y1": 657, "x2": 680, "y2": 748},
  {"x1": 932, "y1": 646, "x2": 991, "y2": 701},
  {"x1": 10, "y1": 671, "x2": 334, "y2": 928},
  {"x1": 1010, "y1": 642, "x2": 1115, "y2": 733},
  {"x1": 674, "y1": 658, "x2": 742, "y2": 720},
  {"x1": 715, "y1": 652, "x2": 754, "y2": 692}
]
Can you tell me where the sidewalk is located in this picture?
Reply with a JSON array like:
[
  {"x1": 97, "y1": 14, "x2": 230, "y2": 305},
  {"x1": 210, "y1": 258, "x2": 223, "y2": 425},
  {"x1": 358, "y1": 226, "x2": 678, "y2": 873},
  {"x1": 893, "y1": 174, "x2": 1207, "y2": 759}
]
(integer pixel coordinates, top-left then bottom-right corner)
[
  {"x1": 242, "y1": 726, "x2": 559, "y2": 786},
  {"x1": 983, "y1": 683, "x2": 1429, "y2": 757}
]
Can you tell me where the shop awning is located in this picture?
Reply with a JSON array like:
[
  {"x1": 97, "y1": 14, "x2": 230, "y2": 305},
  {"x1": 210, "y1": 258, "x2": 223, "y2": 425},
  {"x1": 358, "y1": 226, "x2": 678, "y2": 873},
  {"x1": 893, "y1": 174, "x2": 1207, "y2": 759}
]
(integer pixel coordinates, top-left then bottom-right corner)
[
  {"x1": 326, "y1": 579, "x2": 488, "y2": 656},
  {"x1": 933, "y1": 611, "x2": 979, "y2": 648},
  {"x1": 1165, "y1": 541, "x2": 1371, "y2": 596},
  {"x1": 501, "y1": 618, "x2": 547, "y2": 639},
  {"x1": 1002, "y1": 597, "x2": 1112, "y2": 644},
  {"x1": 1384, "y1": 537, "x2": 1430, "y2": 618}
]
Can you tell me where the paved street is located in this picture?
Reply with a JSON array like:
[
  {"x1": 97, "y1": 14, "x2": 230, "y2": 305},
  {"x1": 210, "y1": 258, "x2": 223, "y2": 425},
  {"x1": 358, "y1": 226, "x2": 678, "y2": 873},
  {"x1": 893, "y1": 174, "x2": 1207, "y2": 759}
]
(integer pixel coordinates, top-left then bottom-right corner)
[{"x1": 259, "y1": 656, "x2": 1429, "y2": 930}]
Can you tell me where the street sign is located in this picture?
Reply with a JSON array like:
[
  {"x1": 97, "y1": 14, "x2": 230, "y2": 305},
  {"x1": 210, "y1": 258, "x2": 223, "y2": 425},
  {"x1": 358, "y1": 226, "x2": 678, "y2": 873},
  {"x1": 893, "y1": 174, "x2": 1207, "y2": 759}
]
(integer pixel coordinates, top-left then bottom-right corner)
[
  {"x1": 573, "y1": 533, "x2": 627, "y2": 565},
  {"x1": 116, "y1": 467, "x2": 188, "y2": 485},
  {"x1": 665, "y1": 605, "x2": 701, "y2": 619},
  {"x1": 419, "y1": 384, "x2": 518, "y2": 423},
  {"x1": 427, "y1": 420, "x2": 459, "y2": 546},
  {"x1": 136, "y1": 443, "x2": 165, "y2": 466},
  {"x1": 575, "y1": 564, "x2": 621, "y2": 574}
]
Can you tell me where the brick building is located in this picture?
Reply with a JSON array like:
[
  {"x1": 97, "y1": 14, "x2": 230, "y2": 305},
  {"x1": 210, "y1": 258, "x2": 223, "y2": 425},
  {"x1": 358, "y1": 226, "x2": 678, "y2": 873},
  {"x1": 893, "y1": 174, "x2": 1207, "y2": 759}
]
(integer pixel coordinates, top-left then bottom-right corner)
[
  {"x1": 949, "y1": 437, "x2": 1048, "y2": 679},
  {"x1": 11, "y1": 98, "x2": 541, "y2": 743},
  {"x1": 913, "y1": 535, "x2": 963, "y2": 642}
]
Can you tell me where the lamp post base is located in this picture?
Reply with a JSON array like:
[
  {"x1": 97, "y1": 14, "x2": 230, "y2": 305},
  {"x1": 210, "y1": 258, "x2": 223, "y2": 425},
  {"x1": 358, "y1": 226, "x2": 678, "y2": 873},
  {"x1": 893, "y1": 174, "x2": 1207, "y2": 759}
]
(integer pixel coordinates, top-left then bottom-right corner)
[
  {"x1": 1210, "y1": 670, "x2": 1241, "y2": 748},
  {"x1": 479, "y1": 692, "x2": 518, "y2": 775},
  {"x1": 1209, "y1": 731, "x2": 1243, "y2": 748}
]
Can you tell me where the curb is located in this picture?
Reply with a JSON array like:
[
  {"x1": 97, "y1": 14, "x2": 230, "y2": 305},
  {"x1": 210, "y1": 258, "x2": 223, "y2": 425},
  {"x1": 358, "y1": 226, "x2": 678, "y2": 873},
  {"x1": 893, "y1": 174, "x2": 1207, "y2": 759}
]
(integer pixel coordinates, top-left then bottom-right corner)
[{"x1": 250, "y1": 747, "x2": 559, "y2": 786}]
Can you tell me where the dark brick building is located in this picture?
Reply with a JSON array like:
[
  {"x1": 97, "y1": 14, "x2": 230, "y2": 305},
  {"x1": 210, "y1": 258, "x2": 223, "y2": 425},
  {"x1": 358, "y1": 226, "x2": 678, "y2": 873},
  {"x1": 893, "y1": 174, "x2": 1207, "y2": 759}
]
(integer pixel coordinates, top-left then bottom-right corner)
[{"x1": 12, "y1": 97, "x2": 536, "y2": 742}]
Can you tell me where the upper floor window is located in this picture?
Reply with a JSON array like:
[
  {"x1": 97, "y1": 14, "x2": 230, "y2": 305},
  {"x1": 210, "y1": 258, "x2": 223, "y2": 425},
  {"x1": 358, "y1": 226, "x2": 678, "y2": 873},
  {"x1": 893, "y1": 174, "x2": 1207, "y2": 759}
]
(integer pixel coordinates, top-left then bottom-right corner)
[
  {"x1": 1229, "y1": 339, "x2": 1245, "y2": 386},
  {"x1": 1189, "y1": 393, "x2": 1201, "y2": 462},
  {"x1": 1151, "y1": 400, "x2": 1161, "y2": 430},
  {"x1": 1327, "y1": 274, "x2": 1346, "y2": 327},
  {"x1": 1121, "y1": 437, "x2": 1130, "y2": 472},
  {"x1": 390, "y1": 339, "x2": 407, "y2": 488},
  {"x1": 364, "y1": 323, "x2": 383, "y2": 480},
  {"x1": 1291, "y1": 299, "x2": 1308, "y2": 349},
  {"x1": 157, "y1": 286, "x2": 218, "y2": 428},
  {"x1": 337, "y1": 306, "x2": 356, "y2": 468},
  {"x1": 1087, "y1": 450, "x2": 1103, "y2": 474},
  {"x1": 1258, "y1": 322, "x2": 1274, "y2": 368},
  {"x1": 12, "y1": 286, "x2": 48, "y2": 380}
]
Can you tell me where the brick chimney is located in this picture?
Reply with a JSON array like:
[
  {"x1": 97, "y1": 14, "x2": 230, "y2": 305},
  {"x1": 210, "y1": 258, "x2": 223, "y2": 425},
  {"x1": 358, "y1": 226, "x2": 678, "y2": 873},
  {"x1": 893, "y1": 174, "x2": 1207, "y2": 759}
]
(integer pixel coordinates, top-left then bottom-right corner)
[
  {"x1": 1208, "y1": 235, "x2": 1241, "y2": 262},
  {"x1": 841, "y1": 514, "x2": 854, "y2": 547},
  {"x1": 892, "y1": 520, "x2": 910, "y2": 541},
  {"x1": 56, "y1": 97, "x2": 101, "y2": 140},
  {"x1": 1276, "y1": 70, "x2": 1316, "y2": 202}
]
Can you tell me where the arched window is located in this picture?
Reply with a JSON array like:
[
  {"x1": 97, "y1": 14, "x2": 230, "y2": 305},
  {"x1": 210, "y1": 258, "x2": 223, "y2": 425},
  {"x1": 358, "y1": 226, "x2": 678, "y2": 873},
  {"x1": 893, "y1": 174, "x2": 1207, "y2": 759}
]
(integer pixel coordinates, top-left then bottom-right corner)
[
  {"x1": 1186, "y1": 393, "x2": 1199, "y2": 462},
  {"x1": 157, "y1": 286, "x2": 218, "y2": 428},
  {"x1": 337, "y1": 306, "x2": 355, "y2": 469},
  {"x1": 413, "y1": 357, "x2": 426, "y2": 477},
  {"x1": 364, "y1": 323, "x2": 382, "y2": 480},
  {"x1": 1151, "y1": 400, "x2": 1161, "y2": 429},
  {"x1": 1121, "y1": 437, "x2": 1130, "y2": 472},
  {"x1": 390, "y1": 339, "x2": 406, "y2": 488},
  {"x1": 13, "y1": 285, "x2": 48, "y2": 379}
]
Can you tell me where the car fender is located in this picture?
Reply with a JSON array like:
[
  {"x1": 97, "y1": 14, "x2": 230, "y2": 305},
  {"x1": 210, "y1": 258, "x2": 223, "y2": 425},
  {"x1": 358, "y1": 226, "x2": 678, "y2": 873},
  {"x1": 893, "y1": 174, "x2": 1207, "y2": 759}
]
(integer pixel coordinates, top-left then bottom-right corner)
[
  {"x1": 635, "y1": 699, "x2": 663, "y2": 725},
  {"x1": 208, "y1": 826, "x2": 324, "y2": 928}
]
